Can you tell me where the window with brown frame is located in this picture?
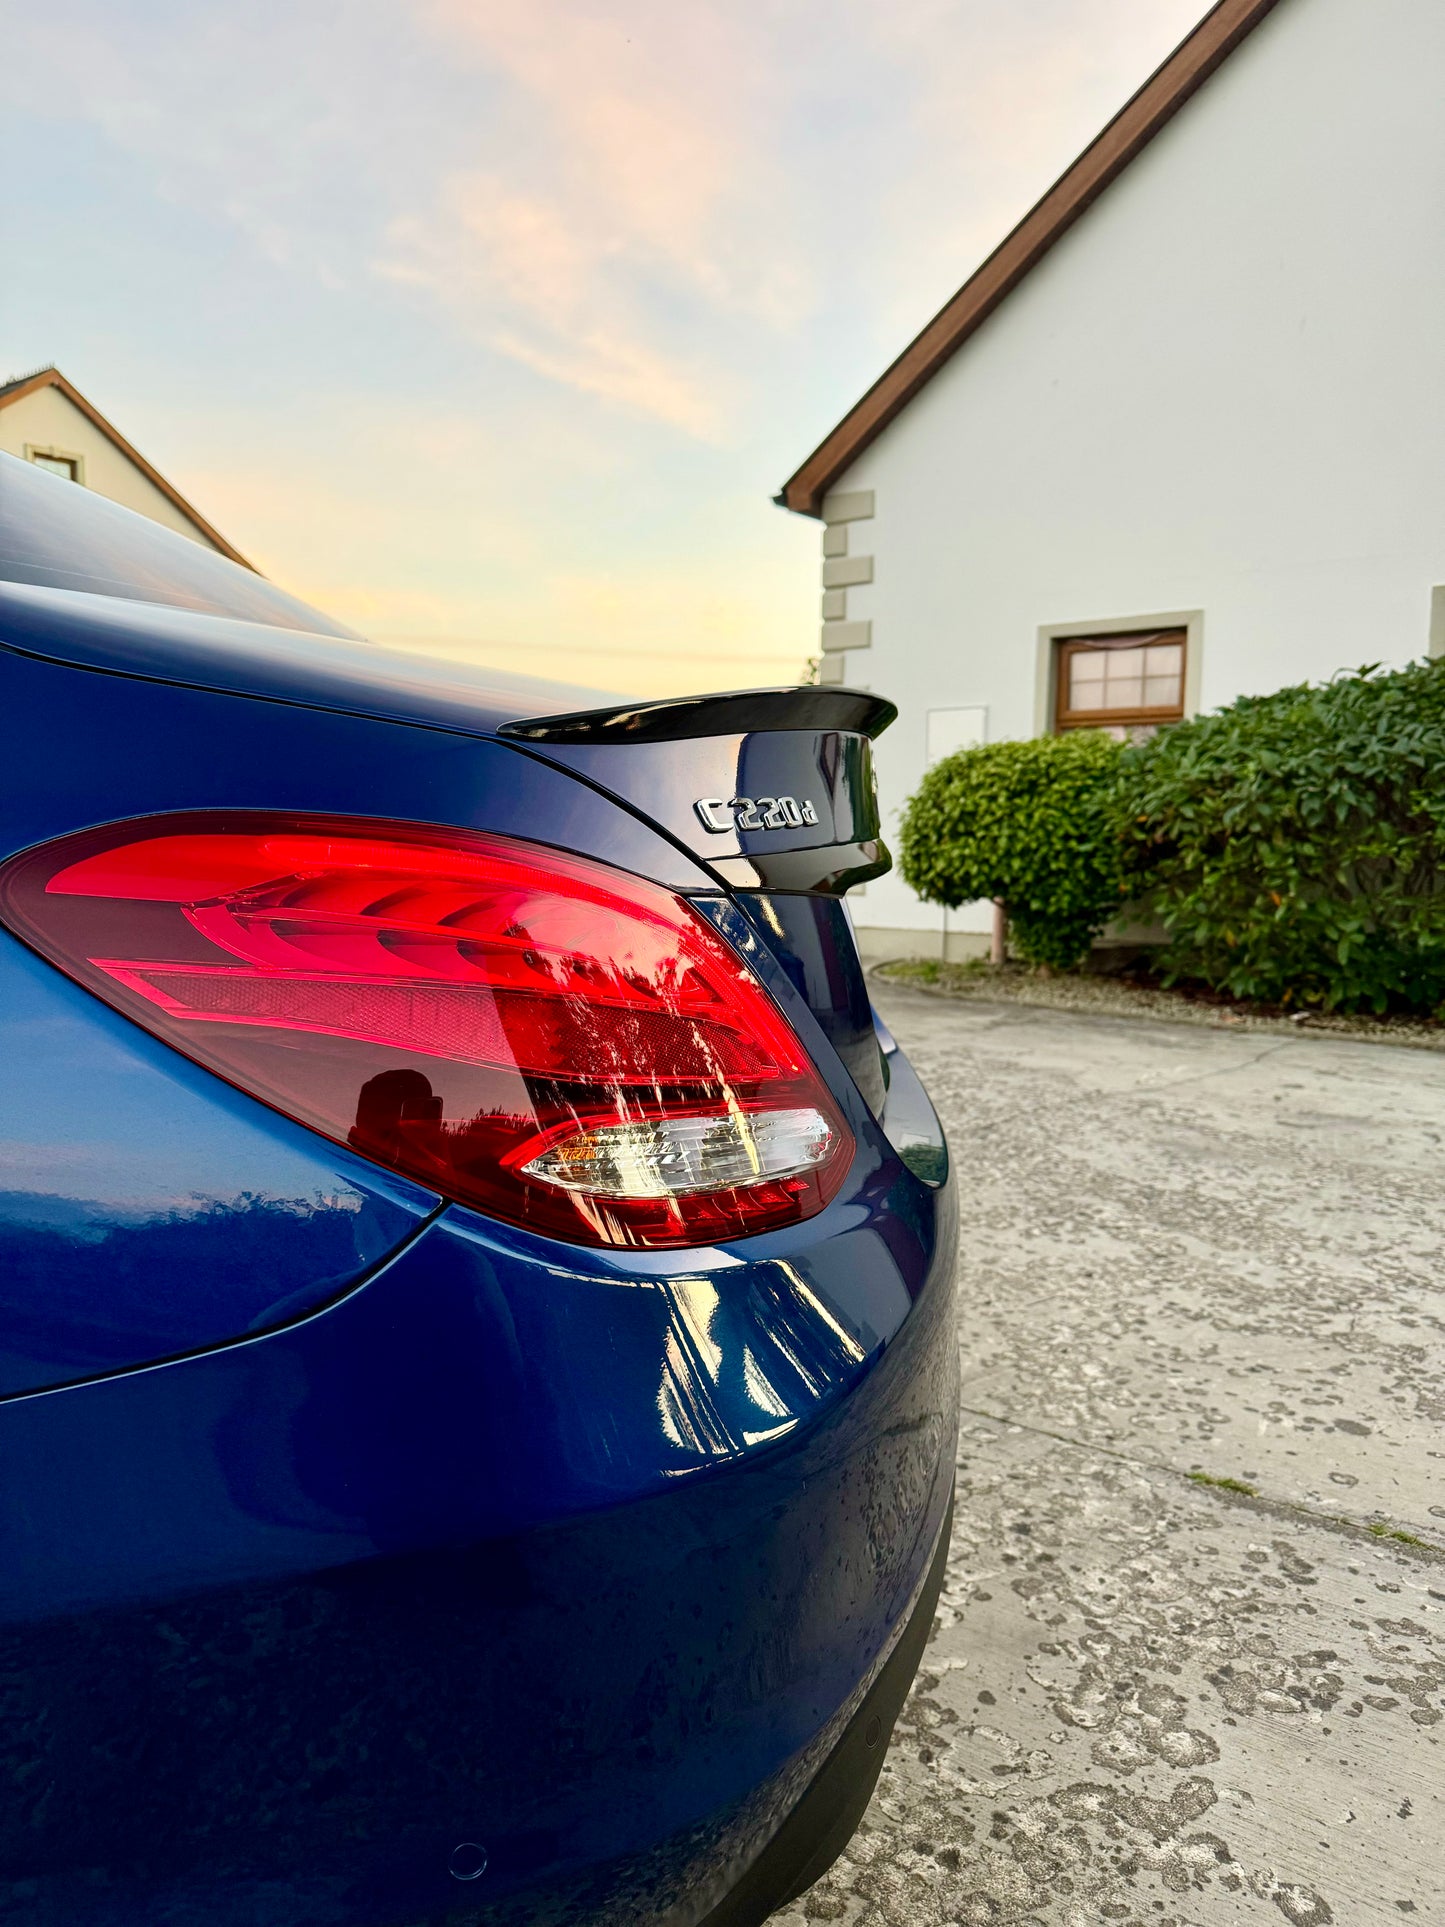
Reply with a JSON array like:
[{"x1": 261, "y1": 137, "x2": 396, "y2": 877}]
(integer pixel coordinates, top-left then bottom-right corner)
[
  {"x1": 28, "y1": 451, "x2": 79, "y2": 482},
  {"x1": 1054, "y1": 629, "x2": 1186, "y2": 738}
]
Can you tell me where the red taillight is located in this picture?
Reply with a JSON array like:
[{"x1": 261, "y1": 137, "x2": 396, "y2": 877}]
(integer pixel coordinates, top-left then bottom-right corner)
[{"x1": 0, "y1": 815, "x2": 854, "y2": 1248}]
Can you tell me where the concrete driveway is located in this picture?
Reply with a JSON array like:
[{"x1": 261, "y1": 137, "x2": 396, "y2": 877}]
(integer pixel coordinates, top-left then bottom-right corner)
[{"x1": 778, "y1": 986, "x2": 1444, "y2": 1927}]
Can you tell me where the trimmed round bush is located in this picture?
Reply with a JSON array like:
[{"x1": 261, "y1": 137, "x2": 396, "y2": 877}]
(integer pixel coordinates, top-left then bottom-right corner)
[
  {"x1": 1118, "y1": 660, "x2": 1445, "y2": 1011},
  {"x1": 898, "y1": 732, "x2": 1125, "y2": 971}
]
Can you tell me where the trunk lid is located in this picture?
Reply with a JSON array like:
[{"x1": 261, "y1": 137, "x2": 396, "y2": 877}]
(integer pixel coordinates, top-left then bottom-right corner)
[
  {"x1": 1, "y1": 577, "x2": 896, "y2": 1113},
  {"x1": 501, "y1": 687, "x2": 897, "y2": 1113}
]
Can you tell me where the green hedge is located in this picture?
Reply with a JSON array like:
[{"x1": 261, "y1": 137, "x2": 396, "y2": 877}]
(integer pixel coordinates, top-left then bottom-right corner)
[
  {"x1": 898, "y1": 732, "x2": 1125, "y2": 970},
  {"x1": 1118, "y1": 661, "x2": 1445, "y2": 1012}
]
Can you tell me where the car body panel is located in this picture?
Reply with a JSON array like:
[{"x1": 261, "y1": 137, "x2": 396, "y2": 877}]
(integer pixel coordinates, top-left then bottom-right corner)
[
  {"x1": 0, "y1": 641, "x2": 708, "y2": 894},
  {"x1": 0, "y1": 932, "x2": 437, "y2": 1396},
  {"x1": 0, "y1": 1235, "x2": 955, "y2": 1924},
  {"x1": 728, "y1": 892, "x2": 886, "y2": 1114},
  {"x1": 0, "y1": 476, "x2": 957, "y2": 1927},
  {"x1": 524, "y1": 731, "x2": 888, "y2": 890},
  {"x1": 0, "y1": 450, "x2": 358, "y2": 638},
  {"x1": 0, "y1": 583, "x2": 887, "y2": 893},
  {"x1": 0, "y1": 579, "x2": 617, "y2": 743},
  {"x1": 0, "y1": 1066, "x2": 957, "y2": 1922}
]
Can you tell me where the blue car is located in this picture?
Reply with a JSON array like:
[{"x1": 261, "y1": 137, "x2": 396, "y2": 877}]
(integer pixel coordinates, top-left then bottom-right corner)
[{"x1": 0, "y1": 450, "x2": 956, "y2": 1927}]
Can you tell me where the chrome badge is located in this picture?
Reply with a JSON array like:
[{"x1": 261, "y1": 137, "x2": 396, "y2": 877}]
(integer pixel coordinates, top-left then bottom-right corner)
[{"x1": 694, "y1": 796, "x2": 819, "y2": 834}]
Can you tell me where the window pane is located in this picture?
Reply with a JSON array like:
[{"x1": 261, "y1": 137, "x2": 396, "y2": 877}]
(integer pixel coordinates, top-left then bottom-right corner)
[
  {"x1": 1061, "y1": 632, "x2": 1185, "y2": 720},
  {"x1": 31, "y1": 453, "x2": 77, "y2": 481},
  {"x1": 1103, "y1": 650, "x2": 1145, "y2": 709},
  {"x1": 1104, "y1": 647, "x2": 1145, "y2": 684}
]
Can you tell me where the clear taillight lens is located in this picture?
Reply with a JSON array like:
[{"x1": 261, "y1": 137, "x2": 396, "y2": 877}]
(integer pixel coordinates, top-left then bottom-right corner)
[{"x1": 0, "y1": 814, "x2": 854, "y2": 1248}]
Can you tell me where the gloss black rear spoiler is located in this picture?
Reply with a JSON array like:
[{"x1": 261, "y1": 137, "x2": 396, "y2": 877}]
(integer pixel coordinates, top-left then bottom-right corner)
[
  {"x1": 498, "y1": 684, "x2": 896, "y2": 895},
  {"x1": 497, "y1": 685, "x2": 897, "y2": 746}
]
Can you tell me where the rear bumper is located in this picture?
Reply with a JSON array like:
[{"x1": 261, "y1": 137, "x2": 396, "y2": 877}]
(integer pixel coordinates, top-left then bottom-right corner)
[
  {"x1": 0, "y1": 1083, "x2": 956, "y2": 1927},
  {"x1": 693, "y1": 1486, "x2": 953, "y2": 1927}
]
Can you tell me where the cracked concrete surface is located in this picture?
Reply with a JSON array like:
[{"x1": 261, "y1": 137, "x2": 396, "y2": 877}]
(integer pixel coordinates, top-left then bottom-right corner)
[{"x1": 774, "y1": 989, "x2": 1444, "y2": 1927}]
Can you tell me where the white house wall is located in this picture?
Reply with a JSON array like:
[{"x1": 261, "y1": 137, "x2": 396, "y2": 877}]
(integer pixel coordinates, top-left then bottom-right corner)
[{"x1": 820, "y1": 0, "x2": 1445, "y2": 950}]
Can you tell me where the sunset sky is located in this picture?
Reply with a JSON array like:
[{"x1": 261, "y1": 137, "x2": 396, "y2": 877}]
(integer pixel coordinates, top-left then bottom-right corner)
[{"x1": 3, "y1": 0, "x2": 1208, "y2": 696}]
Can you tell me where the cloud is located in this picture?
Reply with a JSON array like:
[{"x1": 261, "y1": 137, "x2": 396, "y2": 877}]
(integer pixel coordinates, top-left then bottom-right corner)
[
  {"x1": 4, "y1": 0, "x2": 1208, "y2": 441},
  {"x1": 376, "y1": 172, "x2": 741, "y2": 437},
  {"x1": 373, "y1": 0, "x2": 814, "y2": 436},
  {"x1": 485, "y1": 327, "x2": 729, "y2": 440},
  {"x1": 418, "y1": 0, "x2": 778, "y2": 305},
  {"x1": 5, "y1": 0, "x2": 1218, "y2": 697}
]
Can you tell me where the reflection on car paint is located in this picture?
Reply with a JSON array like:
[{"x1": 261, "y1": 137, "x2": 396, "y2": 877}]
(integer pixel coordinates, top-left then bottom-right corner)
[
  {"x1": 0, "y1": 932, "x2": 435, "y2": 1398},
  {"x1": 654, "y1": 1260, "x2": 873, "y2": 1463}
]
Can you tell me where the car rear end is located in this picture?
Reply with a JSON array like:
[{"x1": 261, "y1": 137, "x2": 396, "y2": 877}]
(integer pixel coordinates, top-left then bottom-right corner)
[{"x1": 0, "y1": 455, "x2": 956, "y2": 1927}]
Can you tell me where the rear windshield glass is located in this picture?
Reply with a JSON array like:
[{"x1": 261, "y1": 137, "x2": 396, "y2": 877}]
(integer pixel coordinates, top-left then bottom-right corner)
[{"x1": 0, "y1": 451, "x2": 357, "y2": 638}]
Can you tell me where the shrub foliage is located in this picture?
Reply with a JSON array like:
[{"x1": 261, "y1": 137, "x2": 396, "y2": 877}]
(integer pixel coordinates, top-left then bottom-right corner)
[
  {"x1": 898, "y1": 732, "x2": 1125, "y2": 970},
  {"x1": 1118, "y1": 661, "x2": 1445, "y2": 1011}
]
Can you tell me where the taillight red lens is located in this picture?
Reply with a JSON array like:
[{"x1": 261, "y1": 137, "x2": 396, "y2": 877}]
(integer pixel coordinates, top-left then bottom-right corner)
[{"x1": 0, "y1": 815, "x2": 854, "y2": 1248}]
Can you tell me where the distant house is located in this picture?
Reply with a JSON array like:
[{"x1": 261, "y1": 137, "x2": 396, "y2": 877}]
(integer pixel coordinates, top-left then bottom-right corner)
[
  {"x1": 777, "y1": 0, "x2": 1445, "y2": 961},
  {"x1": 0, "y1": 365, "x2": 250, "y2": 567}
]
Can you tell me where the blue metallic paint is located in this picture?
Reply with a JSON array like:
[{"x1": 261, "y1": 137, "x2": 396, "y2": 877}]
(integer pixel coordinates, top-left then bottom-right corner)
[
  {"x1": 0, "y1": 452, "x2": 357, "y2": 637},
  {"x1": 0, "y1": 576, "x2": 957, "y2": 1926},
  {"x1": 0, "y1": 930, "x2": 437, "y2": 1396},
  {"x1": 0, "y1": 1204, "x2": 956, "y2": 1924},
  {"x1": 0, "y1": 644, "x2": 709, "y2": 893},
  {"x1": 730, "y1": 892, "x2": 886, "y2": 1113},
  {"x1": 0, "y1": 1001, "x2": 956, "y2": 1920},
  {"x1": 0, "y1": 585, "x2": 882, "y2": 891},
  {"x1": 0, "y1": 580, "x2": 623, "y2": 753}
]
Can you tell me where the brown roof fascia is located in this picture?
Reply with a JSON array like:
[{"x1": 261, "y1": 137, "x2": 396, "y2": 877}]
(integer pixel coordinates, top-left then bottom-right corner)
[
  {"x1": 778, "y1": 0, "x2": 1285, "y2": 517},
  {"x1": 0, "y1": 367, "x2": 257, "y2": 569}
]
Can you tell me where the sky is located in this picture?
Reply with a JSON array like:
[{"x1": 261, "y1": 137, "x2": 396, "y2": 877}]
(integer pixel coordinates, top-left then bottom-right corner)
[{"x1": 2, "y1": 0, "x2": 1208, "y2": 697}]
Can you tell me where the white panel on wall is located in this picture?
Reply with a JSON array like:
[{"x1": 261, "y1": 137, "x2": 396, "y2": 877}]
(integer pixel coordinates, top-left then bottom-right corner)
[{"x1": 925, "y1": 706, "x2": 987, "y2": 766}]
